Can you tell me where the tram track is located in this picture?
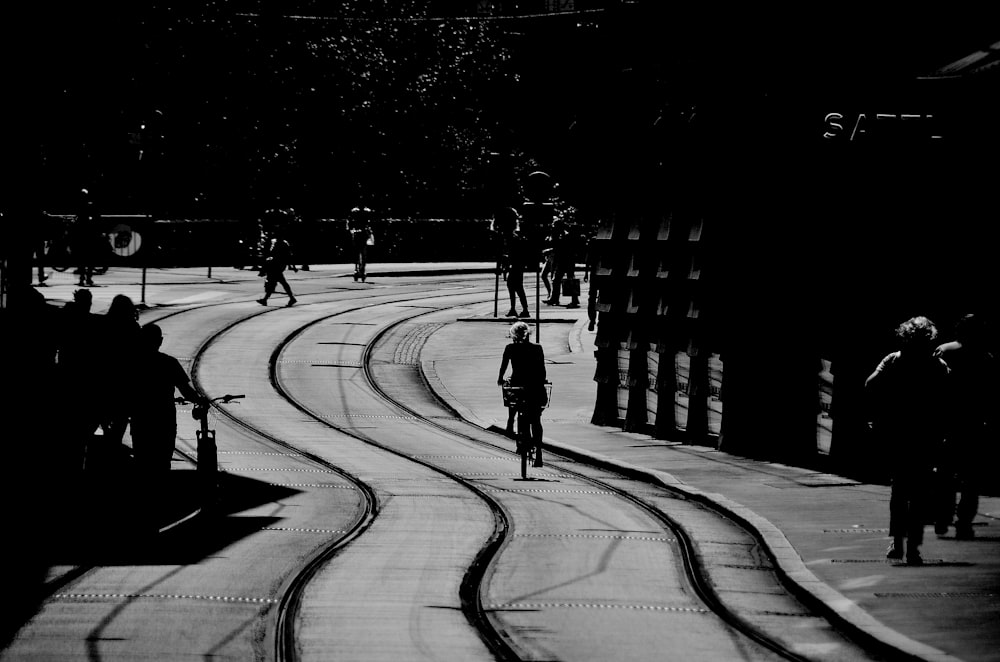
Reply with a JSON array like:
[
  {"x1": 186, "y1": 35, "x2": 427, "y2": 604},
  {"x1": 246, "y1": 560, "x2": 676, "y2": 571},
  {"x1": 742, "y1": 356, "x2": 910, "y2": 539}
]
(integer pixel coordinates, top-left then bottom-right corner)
[
  {"x1": 13, "y1": 279, "x2": 879, "y2": 661},
  {"x1": 192, "y1": 287, "x2": 831, "y2": 660},
  {"x1": 177, "y1": 284, "x2": 503, "y2": 661},
  {"x1": 355, "y1": 306, "x2": 886, "y2": 662},
  {"x1": 14, "y1": 282, "x2": 500, "y2": 662}
]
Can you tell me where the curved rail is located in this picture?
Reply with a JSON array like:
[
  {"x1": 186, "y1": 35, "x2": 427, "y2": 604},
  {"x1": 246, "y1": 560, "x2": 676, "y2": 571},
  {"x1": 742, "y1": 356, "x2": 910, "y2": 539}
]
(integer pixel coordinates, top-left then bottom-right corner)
[{"x1": 359, "y1": 308, "x2": 840, "y2": 662}]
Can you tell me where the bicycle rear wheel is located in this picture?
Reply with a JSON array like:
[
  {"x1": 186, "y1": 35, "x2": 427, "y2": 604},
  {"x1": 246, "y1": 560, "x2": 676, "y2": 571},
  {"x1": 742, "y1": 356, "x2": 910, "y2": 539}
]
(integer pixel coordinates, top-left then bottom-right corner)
[{"x1": 517, "y1": 411, "x2": 529, "y2": 479}]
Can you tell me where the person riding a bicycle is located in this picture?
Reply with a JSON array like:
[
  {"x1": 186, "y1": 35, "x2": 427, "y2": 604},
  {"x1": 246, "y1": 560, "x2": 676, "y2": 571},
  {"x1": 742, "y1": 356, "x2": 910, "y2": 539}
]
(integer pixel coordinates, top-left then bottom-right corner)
[{"x1": 498, "y1": 321, "x2": 547, "y2": 468}]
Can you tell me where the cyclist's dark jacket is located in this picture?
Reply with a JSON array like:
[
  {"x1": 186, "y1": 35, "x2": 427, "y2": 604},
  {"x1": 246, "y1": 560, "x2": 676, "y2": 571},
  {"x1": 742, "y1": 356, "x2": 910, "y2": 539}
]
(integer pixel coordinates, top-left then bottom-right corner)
[{"x1": 501, "y1": 342, "x2": 547, "y2": 407}]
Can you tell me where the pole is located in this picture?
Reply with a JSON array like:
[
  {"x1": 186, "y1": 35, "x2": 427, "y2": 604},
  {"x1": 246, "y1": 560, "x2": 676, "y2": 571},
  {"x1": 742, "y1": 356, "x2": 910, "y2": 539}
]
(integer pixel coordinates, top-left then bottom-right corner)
[
  {"x1": 141, "y1": 266, "x2": 147, "y2": 305},
  {"x1": 494, "y1": 270, "x2": 499, "y2": 317},
  {"x1": 207, "y1": 265, "x2": 212, "y2": 279}
]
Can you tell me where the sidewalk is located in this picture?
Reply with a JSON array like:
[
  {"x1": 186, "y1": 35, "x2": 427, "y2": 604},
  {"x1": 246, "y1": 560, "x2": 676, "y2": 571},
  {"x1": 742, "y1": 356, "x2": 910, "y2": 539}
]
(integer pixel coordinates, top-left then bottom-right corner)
[
  {"x1": 420, "y1": 304, "x2": 1000, "y2": 662},
  {"x1": 29, "y1": 262, "x2": 496, "y2": 310}
]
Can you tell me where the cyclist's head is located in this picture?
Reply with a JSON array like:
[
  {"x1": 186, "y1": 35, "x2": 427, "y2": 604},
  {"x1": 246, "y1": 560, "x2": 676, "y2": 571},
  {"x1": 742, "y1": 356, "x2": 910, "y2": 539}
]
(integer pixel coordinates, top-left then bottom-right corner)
[
  {"x1": 140, "y1": 323, "x2": 164, "y2": 351},
  {"x1": 510, "y1": 321, "x2": 531, "y2": 342}
]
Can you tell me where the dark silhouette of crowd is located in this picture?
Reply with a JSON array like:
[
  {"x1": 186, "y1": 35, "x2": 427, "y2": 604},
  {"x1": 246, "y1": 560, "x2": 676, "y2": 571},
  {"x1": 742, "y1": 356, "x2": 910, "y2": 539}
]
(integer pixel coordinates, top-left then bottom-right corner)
[{"x1": 3, "y1": 286, "x2": 206, "y2": 485}]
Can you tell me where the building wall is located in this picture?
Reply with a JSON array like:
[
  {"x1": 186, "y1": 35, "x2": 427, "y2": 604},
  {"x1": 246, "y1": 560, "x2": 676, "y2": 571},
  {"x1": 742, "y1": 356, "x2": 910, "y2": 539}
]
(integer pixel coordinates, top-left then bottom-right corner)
[{"x1": 587, "y1": 66, "x2": 998, "y2": 476}]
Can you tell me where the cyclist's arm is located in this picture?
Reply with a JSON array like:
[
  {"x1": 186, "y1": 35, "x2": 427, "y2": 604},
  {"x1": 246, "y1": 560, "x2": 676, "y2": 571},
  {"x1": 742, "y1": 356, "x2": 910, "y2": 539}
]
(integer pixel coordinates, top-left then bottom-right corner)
[{"x1": 498, "y1": 346, "x2": 511, "y2": 385}]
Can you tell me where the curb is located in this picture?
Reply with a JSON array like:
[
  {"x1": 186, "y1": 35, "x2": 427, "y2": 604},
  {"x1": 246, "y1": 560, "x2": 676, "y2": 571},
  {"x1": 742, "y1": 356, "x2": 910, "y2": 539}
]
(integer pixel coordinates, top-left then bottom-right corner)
[{"x1": 419, "y1": 343, "x2": 963, "y2": 662}]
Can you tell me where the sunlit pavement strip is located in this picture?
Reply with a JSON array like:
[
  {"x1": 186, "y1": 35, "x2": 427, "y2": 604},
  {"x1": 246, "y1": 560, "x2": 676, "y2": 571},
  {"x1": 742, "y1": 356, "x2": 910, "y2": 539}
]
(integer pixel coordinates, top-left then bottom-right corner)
[{"x1": 163, "y1": 291, "x2": 228, "y2": 305}]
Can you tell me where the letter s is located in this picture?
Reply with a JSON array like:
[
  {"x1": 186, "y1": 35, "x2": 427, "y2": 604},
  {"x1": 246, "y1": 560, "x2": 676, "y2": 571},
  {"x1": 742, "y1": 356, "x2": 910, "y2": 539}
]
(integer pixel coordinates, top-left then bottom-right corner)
[{"x1": 823, "y1": 113, "x2": 844, "y2": 139}]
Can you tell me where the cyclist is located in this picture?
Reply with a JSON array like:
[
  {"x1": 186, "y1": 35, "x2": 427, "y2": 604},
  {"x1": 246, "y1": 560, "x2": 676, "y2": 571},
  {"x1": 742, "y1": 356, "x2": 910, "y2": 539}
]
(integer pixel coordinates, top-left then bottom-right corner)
[{"x1": 497, "y1": 321, "x2": 547, "y2": 467}]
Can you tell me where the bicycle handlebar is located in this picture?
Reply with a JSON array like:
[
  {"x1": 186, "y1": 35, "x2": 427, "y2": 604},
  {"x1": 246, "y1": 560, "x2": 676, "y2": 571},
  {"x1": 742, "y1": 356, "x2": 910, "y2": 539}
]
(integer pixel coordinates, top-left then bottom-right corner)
[{"x1": 175, "y1": 394, "x2": 246, "y2": 405}]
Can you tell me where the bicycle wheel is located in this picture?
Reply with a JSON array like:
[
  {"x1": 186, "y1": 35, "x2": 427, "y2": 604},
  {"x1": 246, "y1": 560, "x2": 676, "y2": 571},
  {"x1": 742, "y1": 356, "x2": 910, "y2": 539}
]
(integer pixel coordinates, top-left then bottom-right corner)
[{"x1": 517, "y1": 410, "x2": 529, "y2": 479}]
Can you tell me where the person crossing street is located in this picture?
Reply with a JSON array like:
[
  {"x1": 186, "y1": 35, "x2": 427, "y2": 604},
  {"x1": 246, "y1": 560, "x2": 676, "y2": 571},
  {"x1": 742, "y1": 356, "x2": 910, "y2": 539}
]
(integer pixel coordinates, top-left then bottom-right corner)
[{"x1": 257, "y1": 230, "x2": 298, "y2": 307}]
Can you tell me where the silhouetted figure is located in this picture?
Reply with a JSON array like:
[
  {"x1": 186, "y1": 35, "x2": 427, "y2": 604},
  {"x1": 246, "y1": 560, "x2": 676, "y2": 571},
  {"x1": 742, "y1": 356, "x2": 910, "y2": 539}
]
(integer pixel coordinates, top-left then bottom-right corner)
[
  {"x1": 56, "y1": 288, "x2": 102, "y2": 472},
  {"x1": 495, "y1": 208, "x2": 530, "y2": 318},
  {"x1": 546, "y1": 221, "x2": 580, "y2": 308},
  {"x1": 257, "y1": 232, "x2": 298, "y2": 306},
  {"x1": 100, "y1": 295, "x2": 141, "y2": 455},
  {"x1": 584, "y1": 232, "x2": 599, "y2": 332},
  {"x1": 73, "y1": 190, "x2": 101, "y2": 287},
  {"x1": 933, "y1": 314, "x2": 996, "y2": 539},
  {"x1": 33, "y1": 212, "x2": 53, "y2": 286},
  {"x1": 540, "y1": 246, "x2": 554, "y2": 300},
  {"x1": 348, "y1": 206, "x2": 373, "y2": 282},
  {"x1": 866, "y1": 315, "x2": 949, "y2": 565},
  {"x1": 130, "y1": 324, "x2": 205, "y2": 481},
  {"x1": 498, "y1": 321, "x2": 547, "y2": 466},
  {"x1": 1, "y1": 286, "x2": 59, "y2": 647}
]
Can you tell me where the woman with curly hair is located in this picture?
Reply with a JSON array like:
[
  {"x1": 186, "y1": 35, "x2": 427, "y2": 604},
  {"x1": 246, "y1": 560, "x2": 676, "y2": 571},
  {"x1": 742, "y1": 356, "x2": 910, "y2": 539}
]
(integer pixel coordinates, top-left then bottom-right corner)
[{"x1": 866, "y1": 315, "x2": 950, "y2": 565}]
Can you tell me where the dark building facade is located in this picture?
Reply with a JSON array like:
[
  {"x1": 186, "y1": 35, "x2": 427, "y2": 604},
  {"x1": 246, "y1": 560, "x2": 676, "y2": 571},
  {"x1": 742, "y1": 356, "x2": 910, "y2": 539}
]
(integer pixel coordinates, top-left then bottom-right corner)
[{"x1": 579, "y1": 17, "x2": 999, "y2": 478}]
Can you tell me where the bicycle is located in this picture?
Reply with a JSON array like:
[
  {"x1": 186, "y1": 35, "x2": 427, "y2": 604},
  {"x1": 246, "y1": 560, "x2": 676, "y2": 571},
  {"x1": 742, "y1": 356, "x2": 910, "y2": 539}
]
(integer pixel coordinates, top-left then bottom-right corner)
[
  {"x1": 46, "y1": 236, "x2": 109, "y2": 275},
  {"x1": 175, "y1": 393, "x2": 245, "y2": 499},
  {"x1": 501, "y1": 380, "x2": 553, "y2": 479}
]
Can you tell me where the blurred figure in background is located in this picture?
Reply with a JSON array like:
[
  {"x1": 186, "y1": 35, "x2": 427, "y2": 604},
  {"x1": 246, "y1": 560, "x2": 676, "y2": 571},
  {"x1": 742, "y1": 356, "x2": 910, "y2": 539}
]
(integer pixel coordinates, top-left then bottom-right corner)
[{"x1": 933, "y1": 314, "x2": 996, "y2": 539}]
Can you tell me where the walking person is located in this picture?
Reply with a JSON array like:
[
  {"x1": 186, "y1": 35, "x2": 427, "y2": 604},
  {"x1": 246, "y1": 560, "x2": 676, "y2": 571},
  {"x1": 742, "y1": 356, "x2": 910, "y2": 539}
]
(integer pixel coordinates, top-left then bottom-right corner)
[
  {"x1": 545, "y1": 220, "x2": 580, "y2": 308},
  {"x1": 495, "y1": 208, "x2": 530, "y2": 318},
  {"x1": 933, "y1": 314, "x2": 996, "y2": 539},
  {"x1": 130, "y1": 324, "x2": 206, "y2": 480},
  {"x1": 865, "y1": 315, "x2": 950, "y2": 565},
  {"x1": 99, "y1": 295, "x2": 141, "y2": 457},
  {"x1": 348, "y1": 206, "x2": 373, "y2": 282},
  {"x1": 56, "y1": 288, "x2": 102, "y2": 472},
  {"x1": 257, "y1": 231, "x2": 298, "y2": 306},
  {"x1": 74, "y1": 190, "x2": 101, "y2": 287},
  {"x1": 540, "y1": 246, "x2": 555, "y2": 301},
  {"x1": 584, "y1": 231, "x2": 599, "y2": 331},
  {"x1": 497, "y1": 321, "x2": 548, "y2": 467}
]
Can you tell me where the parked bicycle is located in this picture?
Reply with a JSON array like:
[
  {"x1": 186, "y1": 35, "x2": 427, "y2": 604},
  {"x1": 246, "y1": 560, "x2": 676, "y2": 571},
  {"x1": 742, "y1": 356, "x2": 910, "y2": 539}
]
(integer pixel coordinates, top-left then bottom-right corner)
[{"x1": 502, "y1": 380, "x2": 552, "y2": 479}]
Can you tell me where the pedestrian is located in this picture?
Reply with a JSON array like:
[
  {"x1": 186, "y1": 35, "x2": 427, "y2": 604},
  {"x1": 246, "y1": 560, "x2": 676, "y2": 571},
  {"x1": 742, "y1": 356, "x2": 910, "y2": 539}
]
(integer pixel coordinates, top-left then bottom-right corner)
[
  {"x1": 545, "y1": 220, "x2": 580, "y2": 308},
  {"x1": 348, "y1": 206, "x2": 373, "y2": 282},
  {"x1": 100, "y1": 294, "x2": 141, "y2": 454},
  {"x1": 56, "y1": 288, "x2": 102, "y2": 472},
  {"x1": 497, "y1": 321, "x2": 548, "y2": 466},
  {"x1": 257, "y1": 231, "x2": 298, "y2": 306},
  {"x1": 495, "y1": 208, "x2": 530, "y2": 318},
  {"x1": 33, "y1": 212, "x2": 52, "y2": 287},
  {"x1": 865, "y1": 315, "x2": 950, "y2": 565},
  {"x1": 73, "y1": 190, "x2": 100, "y2": 287},
  {"x1": 130, "y1": 324, "x2": 206, "y2": 479},
  {"x1": 933, "y1": 314, "x2": 996, "y2": 539},
  {"x1": 583, "y1": 231, "x2": 600, "y2": 331},
  {"x1": 540, "y1": 246, "x2": 555, "y2": 300}
]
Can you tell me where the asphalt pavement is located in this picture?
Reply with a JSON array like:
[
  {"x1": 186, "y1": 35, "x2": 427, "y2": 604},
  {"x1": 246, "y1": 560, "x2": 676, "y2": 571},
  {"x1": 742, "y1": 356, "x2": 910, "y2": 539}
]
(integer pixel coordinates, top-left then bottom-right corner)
[
  {"x1": 419, "y1": 300, "x2": 1000, "y2": 662},
  {"x1": 30, "y1": 263, "x2": 999, "y2": 662}
]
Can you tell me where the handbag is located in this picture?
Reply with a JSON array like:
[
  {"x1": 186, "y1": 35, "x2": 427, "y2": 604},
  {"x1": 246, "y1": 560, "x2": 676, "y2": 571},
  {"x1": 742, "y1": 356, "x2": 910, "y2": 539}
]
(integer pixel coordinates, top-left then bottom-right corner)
[
  {"x1": 366, "y1": 233, "x2": 375, "y2": 246},
  {"x1": 562, "y1": 277, "x2": 580, "y2": 297}
]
